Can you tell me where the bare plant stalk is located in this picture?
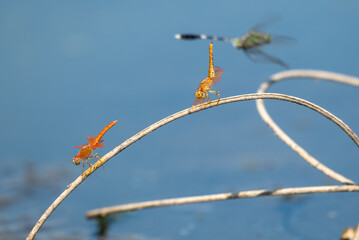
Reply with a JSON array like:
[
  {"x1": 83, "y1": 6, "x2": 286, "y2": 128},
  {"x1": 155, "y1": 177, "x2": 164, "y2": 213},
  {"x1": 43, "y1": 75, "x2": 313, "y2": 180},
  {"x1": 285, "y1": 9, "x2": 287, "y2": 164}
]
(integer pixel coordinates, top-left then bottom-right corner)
[
  {"x1": 86, "y1": 185, "x2": 359, "y2": 218},
  {"x1": 256, "y1": 70, "x2": 359, "y2": 185},
  {"x1": 341, "y1": 224, "x2": 359, "y2": 240},
  {"x1": 354, "y1": 224, "x2": 359, "y2": 240},
  {"x1": 270, "y1": 70, "x2": 359, "y2": 86},
  {"x1": 26, "y1": 93, "x2": 359, "y2": 240}
]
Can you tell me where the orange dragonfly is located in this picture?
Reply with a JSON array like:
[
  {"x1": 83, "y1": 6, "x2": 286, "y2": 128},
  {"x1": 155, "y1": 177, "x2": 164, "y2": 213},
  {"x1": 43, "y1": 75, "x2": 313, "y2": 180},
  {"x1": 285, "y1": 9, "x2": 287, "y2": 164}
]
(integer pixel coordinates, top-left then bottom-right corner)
[
  {"x1": 73, "y1": 120, "x2": 118, "y2": 173},
  {"x1": 192, "y1": 42, "x2": 224, "y2": 108}
]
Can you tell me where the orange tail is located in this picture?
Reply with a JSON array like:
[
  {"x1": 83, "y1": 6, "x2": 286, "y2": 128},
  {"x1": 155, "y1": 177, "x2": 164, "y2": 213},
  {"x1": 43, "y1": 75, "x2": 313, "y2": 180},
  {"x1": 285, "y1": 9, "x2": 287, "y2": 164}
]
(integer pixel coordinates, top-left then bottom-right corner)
[
  {"x1": 208, "y1": 42, "x2": 215, "y2": 79},
  {"x1": 93, "y1": 120, "x2": 118, "y2": 145}
]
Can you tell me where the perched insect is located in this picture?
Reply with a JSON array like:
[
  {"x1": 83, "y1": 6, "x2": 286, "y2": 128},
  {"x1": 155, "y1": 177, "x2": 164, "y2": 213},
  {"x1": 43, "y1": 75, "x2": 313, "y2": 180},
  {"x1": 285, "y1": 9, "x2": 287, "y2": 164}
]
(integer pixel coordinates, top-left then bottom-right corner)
[
  {"x1": 175, "y1": 20, "x2": 293, "y2": 69},
  {"x1": 192, "y1": 42, "x2": 224, "y2": 108},
  {"x1": 73, "y1": 120, "x2": 118, "y2": 174}
]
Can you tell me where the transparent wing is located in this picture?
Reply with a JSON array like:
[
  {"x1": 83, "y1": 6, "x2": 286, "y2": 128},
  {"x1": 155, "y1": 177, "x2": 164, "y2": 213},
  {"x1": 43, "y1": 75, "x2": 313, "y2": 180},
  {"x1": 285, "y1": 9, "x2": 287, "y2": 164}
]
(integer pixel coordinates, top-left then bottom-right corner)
[
  {"x1": 243, "y1": 48, "x2": 289, "y2": 69},
  {"x1": 214, "y1": 66, "x2": 224, "y2": 75},
  {"x1": 192, "y1": 97, "x2": 206, "y2": 107},
  {"x1": 211, "y1": 75, "x2": 222, "y2": 86},
  {"x1": 87, "y1": 135, "x2": 104, "y2": 144},
  {"x1": 251, "y1": 16, "x2": 281, "y2": 32},
  {"x1": 270, "y1": 35, "x2": 296, "y2": 46},
  {"x1": 211, "y1": 67, "x2": 224, "y2": 86},
  {"x1": 91, "y1": 143, "x2": 105, "y2": 149},
  {"x1": 74, "y1": 144, "x2": 87, "y2": 148},
  {"x1": 87, "y1": 136, "x2": 96, "y2": 143},
  {"x1": 211, "y1": 76, "x2": 222, "y2": 86}
]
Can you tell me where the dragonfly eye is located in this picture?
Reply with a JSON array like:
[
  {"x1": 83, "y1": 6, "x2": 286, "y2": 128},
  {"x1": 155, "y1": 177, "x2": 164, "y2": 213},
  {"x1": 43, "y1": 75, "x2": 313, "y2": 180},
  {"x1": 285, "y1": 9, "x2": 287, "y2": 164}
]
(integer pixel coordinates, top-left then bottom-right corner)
[
  {"x1": 72, "y1": 158, "x2": 81, "y2": 165},
  {"x1": 195, "y1": 91, "x2": 202, "y2": 98},
  {"x1": 232, "y1": 38, "x2": 242, "y2": 48}
]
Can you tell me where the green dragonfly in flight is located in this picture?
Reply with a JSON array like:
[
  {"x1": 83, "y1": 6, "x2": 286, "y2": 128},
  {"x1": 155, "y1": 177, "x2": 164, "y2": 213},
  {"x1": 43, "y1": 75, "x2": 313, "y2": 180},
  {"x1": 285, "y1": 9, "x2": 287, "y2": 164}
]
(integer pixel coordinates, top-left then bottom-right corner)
[{"x1": 175, "y1": 22, "x2": 293, "y2": 69}]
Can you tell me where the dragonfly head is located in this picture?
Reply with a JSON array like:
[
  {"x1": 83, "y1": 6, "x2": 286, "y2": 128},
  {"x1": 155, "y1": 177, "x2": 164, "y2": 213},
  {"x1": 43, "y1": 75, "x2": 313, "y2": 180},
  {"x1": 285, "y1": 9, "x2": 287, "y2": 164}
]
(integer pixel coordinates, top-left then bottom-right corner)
[
  {"x1": 72, "y1": 157, "x2": 81, "y2": 165},
  {"x1": 195, "y1": 90, "x2": 205, "y2": 99},
  {"x1": 232, "y1": 38, "x2": 243, "y2": 49}
]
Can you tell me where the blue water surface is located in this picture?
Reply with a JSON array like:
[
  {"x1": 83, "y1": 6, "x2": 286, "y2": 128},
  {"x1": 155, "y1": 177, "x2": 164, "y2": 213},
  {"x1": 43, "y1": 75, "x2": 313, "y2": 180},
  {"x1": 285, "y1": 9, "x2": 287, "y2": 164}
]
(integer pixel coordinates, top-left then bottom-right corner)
[{"x1": 0, "y1": 0, "x2": 358, "y2": 239}]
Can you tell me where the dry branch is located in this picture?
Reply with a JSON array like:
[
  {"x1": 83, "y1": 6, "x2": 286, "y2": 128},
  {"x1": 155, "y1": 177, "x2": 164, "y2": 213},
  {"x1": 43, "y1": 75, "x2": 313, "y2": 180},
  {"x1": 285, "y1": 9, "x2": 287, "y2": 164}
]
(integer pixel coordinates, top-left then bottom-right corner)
[
  {"x1": 341, "y1": 224, "x2": 359, "y2": 240},
  {"x1": 86, "y1": 185, "x2": 359, "y2": 218},
  {"x1": 27, "y1": 92, "x2": 359, "y2": 240},
  {"x1": 256, "y1": 70, "x2": 359, "y2": 185},
  {"x1": 270, "y1": 70, "x2": 359, "y2": 86}
]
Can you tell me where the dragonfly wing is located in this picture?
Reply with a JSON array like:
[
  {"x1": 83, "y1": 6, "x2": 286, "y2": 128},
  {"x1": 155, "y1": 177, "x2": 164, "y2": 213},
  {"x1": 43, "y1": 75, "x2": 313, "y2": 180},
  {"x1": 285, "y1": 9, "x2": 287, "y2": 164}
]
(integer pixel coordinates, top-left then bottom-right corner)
[
  {"x1": 92, "y1": 142, "x2": 105, "y2": 149},
  {"x1": 87, "y1": 135, "x2": 96, "y2": 143},
  {"x1": 251, "y1": 16, "x2": 280, "y2": 32},
  {"x1": 211, "y1": 67, "x2": 224, "y2": 86},
  {"x1": 192, "y1": 97, "x2": 205, "y2": 106},
  {"x1": 74, "y1": 143, "x2": 87, "y2": 148},
  {"x1": 244, "y1": 48, "x2": 289, "y2": 69},
  {"x1": 211, "y1": 75, "x2": 222, "y2": 86},
  {"x1": 270, "y1": 35, "x2": 296, "y2": 46},
  {"x1": 214, "y1": 66, "x2": 224, "y2": 75}
]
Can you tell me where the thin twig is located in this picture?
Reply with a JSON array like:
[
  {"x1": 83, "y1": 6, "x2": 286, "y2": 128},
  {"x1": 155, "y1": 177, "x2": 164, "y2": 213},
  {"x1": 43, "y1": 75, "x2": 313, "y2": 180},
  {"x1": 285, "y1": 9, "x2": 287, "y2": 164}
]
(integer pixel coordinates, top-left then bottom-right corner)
[
  {"x1": 256, "y1": 70, "x2": 359, "y2": 185},
  {"x1": 86, "y1": 185, "x2": 359, "y2": 218},
  {"x1": 26, "y1": 93, "x2": 359, "y2": 240}
]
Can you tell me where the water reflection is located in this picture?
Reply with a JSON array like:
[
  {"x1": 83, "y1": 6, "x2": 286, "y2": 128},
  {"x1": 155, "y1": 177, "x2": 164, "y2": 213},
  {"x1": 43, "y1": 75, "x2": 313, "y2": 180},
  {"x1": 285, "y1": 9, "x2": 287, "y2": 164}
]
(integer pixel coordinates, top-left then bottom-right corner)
[{"x1": 0, "y1": 162, "x2": 72, "y2": 239}]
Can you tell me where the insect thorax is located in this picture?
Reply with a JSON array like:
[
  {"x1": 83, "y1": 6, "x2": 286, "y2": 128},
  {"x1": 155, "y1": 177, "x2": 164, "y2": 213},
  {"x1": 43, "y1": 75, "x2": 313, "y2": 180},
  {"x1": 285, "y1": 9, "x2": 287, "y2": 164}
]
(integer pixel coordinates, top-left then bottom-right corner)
[{"x1": 240, "y1": 31, "x2": 272, "y2": 49}]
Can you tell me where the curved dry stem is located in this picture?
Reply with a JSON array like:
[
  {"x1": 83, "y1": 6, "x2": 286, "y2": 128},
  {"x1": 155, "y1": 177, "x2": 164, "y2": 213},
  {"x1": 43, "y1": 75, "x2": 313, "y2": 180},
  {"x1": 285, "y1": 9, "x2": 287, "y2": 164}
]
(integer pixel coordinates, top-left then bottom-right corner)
[
  {"x1": 257, "y1": 70, "x2": 359, "y2": 185},
  {"x1": 341, "y1": 223, "x2": 359, "y2": 240},
  {"x1": 270, "y1": 70, "x2": 359, "y2": 86},
  {"x1": 27, "y1": 93, "x2": 359, "y2": 240},
  {"x1": 86, "y1": 185, "x2": 359, "y2": 218}
]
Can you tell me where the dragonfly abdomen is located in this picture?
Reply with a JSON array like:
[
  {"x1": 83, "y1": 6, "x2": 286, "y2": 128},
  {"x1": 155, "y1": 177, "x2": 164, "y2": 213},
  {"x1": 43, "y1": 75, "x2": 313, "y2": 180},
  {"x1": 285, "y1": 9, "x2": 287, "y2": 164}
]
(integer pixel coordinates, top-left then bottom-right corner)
[{"x1": 175, "y1": 34, "x2": 232, "y2": 42}]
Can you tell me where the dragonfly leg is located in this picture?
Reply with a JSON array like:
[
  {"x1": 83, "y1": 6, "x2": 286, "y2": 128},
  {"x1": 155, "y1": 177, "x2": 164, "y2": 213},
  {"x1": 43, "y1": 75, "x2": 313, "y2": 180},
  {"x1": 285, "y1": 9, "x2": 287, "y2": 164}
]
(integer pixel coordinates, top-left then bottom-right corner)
[
  {"x1": 85, "y1": 159, "x2": 95, "y2": 171},
  {"x1": 209, "y1": 90, "x2": 220, "y2": 103},
  {"x1": 88, "y1": 153, "x2": 105, "y2": 169},
  {"x1": 206, "y1": 92, "x2": 211, "y2": 104},
  {"x1": 82, "y1": 160, "x2": 85, "y2": 175},
  {"x1": 92, "y1": 153, "x2": 105, "y2": 169}
]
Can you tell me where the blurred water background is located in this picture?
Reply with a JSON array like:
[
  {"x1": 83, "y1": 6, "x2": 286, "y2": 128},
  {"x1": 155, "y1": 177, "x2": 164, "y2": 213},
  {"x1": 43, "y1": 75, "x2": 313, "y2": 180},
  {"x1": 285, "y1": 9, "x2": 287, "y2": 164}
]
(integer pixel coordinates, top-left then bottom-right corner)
[{"x1": 0, "y1": 1, "x2": 359, "y2": 239}]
